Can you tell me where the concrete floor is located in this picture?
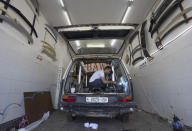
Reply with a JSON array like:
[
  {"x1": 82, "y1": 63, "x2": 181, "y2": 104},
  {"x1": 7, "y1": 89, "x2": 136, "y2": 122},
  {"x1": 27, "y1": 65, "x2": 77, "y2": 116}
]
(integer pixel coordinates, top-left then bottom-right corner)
[{"x1": 33, "y1": 111, "x2": 188, "y2": 131}]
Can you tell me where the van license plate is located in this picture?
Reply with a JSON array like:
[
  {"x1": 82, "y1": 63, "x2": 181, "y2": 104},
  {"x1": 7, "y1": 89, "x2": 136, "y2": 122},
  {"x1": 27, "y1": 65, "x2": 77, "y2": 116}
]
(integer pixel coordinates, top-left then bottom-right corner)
[{"x1": 86, "y1": 97, "x2": 108, "y2": 103}]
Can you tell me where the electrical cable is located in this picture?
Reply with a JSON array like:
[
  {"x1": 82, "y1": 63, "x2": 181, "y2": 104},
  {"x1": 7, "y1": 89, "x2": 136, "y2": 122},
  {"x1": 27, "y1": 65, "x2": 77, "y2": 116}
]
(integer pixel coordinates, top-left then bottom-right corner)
[
  {"x1": 0, "y1": 84, "x2": 56, "y2": 118},
  {"x1": 0, "y1": 103, "x2": 22, "y2": 116}
]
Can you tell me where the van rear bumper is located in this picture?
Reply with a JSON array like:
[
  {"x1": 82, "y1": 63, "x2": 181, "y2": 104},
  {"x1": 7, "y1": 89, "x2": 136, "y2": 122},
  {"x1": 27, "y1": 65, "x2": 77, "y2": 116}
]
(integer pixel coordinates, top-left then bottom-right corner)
[{"x1": 60, "y1": 102, "x2": 137, "y2": 117}]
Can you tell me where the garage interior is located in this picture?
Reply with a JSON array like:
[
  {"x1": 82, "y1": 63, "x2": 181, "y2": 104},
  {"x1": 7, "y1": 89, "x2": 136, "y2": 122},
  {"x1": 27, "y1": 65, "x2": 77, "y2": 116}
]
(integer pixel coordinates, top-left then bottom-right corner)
[{"x1": 0, "y1": 0, "x2": 192, "y2": 131}]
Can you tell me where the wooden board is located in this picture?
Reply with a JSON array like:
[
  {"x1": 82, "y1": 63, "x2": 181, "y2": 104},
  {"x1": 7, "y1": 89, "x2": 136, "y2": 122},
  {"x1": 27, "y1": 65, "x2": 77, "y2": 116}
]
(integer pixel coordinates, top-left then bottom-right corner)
[{"x1": 24, "y1": 92, "x2": 53, "y2": 123}]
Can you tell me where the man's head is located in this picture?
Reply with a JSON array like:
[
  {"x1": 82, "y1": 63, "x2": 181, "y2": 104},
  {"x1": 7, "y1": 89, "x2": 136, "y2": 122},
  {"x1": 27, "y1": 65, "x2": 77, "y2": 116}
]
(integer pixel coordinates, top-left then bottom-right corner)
[{"x1": 104, "y1": 66, "x2": 112, "y2": 74}]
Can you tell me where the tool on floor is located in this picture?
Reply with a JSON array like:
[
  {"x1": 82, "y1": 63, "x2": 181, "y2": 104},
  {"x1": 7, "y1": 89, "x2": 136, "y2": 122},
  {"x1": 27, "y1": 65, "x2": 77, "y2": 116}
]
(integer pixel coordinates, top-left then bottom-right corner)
[
  {"x1": 172, "y1": 115, "x2": 183, "y2": 131},
  {"x1": 84, "y1": 122, "x2": 98, "y2": 130},
  {"x1": 18, "y1": 112, "x2": 50, "y2": 131}
]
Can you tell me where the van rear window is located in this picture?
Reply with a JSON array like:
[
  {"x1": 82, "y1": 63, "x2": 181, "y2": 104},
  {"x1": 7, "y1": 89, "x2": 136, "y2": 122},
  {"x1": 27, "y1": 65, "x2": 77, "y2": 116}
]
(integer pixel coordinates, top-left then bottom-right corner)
[{"x1": 63, "y1": 59, "x2": 132, "y2": 94}]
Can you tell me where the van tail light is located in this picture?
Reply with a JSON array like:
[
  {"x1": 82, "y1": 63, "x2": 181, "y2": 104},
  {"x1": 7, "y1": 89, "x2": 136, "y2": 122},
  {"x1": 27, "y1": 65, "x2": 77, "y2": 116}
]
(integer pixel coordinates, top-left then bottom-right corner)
[
  {"x1": 63, "y1": 96, "x2": 76, "y2": 102},
  {"x1": 121, "y1": 96, "x2": 132, "y2": 102}
]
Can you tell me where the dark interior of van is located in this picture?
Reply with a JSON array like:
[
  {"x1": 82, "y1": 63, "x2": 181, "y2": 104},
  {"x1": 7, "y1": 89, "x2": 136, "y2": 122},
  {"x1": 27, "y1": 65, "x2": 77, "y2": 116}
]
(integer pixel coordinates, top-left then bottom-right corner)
[{"x1": 64, "y1": 59, "x2": 131, "y2": 94}]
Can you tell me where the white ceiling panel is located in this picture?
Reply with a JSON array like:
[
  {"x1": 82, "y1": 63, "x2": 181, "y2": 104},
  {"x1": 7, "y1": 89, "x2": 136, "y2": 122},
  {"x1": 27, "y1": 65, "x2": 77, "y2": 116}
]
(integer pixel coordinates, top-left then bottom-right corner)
[
  {"x1": 64, "y1": 0, "x2": 129, "y2": 25},
  {"x1": 38, "y1": 0, "x2": 156, "y2": 26}
]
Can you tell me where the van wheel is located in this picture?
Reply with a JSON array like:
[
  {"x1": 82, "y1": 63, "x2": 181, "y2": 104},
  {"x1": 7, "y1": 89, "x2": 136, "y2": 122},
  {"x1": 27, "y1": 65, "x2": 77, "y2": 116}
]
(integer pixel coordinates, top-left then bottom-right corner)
[
  {"x1": 67, "y1": 113, "x2": 76, "y2": 121},
  {"x1": 72, "y1": 114, "x2": 77, "y2": 121},
  {"x1": 119, "y1": 114, "x2": 129, "y2": 123}
]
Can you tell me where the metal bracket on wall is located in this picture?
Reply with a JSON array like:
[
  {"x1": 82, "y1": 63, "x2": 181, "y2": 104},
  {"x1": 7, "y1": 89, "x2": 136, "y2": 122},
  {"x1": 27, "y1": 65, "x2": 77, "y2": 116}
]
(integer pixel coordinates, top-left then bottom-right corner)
[
  {"x1": 155, "y1": 29, "x2": 163, "y2": 50},
  {"x1": 45, "y1": 24, "x2": 59, "y2": 42},
  {"x1": 132, "y1": 56, "x2": 145, "y2": 66},
  {"x1": 155, "y1": 7, "x2": 192, "y2": 43},
  {"x1": 0, "y1": 0, "x2": 10, "y2": 23},
  {"x1": 0, "y1": 14, "x2": 33, "y2": 43},
  {"x1": 26, "y1": 0, "x2": 40, "y2": 44},
  {"x1": 151, "y1": 0, "x2": 184, "y2": 37},
  {"x1": 131, "y1": 47, "x2": 146, "y2": 58},
  {"x1": 28, "y1": 14, "x2": 36, "y2": 44},
  {"x1": 179, "y1": 3, "x2": 188, "y2": 22},
  {"x1": 129, "y1": 31, "x2": 139, "y2": 44},
  {"x1": 0, "y1": 0, "x2": 38, "y2": 38},
  {"x1": 45, "y1": 27, "x2": 57, "y2": 43},
  {"x1": 128, "y1": 46, "x2": 132, "y2": 66},
  {"x1": 149, "y1": 0, "x2": 174, "y2": 33},
  {"x1": 25, "y1": 0, "x2": 39, "y2": 16},
  {"x1": 156, "y1": 16, "x2": 192, "y2": 50},
  {"x1": 161, "y1": 17, "x2": 192, "y2": 43}
]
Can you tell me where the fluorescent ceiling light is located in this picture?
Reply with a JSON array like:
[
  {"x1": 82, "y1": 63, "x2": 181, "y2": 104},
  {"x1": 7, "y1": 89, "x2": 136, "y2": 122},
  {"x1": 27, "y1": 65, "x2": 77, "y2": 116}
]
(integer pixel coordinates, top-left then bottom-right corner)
[
  {"x1": 75, "y1": 40, "x2": 81, "y2": 46},
  {"x1": 87, "y1": 43, "x2": 105, "y2": 48},
  {"x1": 98, "y1": 25, "x2": 134, "y2": 30},
  {"x1": 111, "y1": 39, "x2": 116, "y2": 46},
  {"x1": 63, "y1": 10, "x2": 72, "y2": 25},
  {"x1": 121, "y1": 0, "x2": 133, "y2": 23},
  {"x1": 60, "y1": 0, "x2": 65, "y2": 7},
  {"x1": 60, "y1": 1, "x2": 72, "y2": 26},
  {"x1": 121, "y1": 6, "x2": 131, "y2": 23},
  {"x1": 110, "y1": 1, "x2": 133, "y2": 46}
]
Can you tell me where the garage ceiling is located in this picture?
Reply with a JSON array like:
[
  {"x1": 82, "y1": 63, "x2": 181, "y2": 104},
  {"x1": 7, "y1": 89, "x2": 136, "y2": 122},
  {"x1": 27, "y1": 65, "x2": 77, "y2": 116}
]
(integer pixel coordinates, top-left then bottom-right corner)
[{"x1": 38, "y1": 0, "x2": 156, "y2": 26}]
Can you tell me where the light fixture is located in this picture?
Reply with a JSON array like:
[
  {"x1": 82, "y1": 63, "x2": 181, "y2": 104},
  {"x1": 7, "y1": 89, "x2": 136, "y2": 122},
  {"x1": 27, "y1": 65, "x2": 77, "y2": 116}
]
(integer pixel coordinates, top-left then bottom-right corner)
[
  {"x1": 110, "y1": 1, "x2": 133, "y2": 46},
  {"x1": 63, "y1": 10, "x2": 72, "y2": 25},
  {"x1": 75, "y1": 40, "x2": 81, "y2": 46},
  {"x1": 111, "y1": 39, "x2": 116, "y2": 46},
  {"x1": 60, "y1": 0, "x2": 72, "y2": 25},
  {"x1": 121, "y1": 0, "x2": 133, "y2": 23},
  {"x1": 86, "y1": 43, "x2": 105, "y2": 48},
  {"x1": 59, "y1": 0, "x2": 65, "y2": 7},
  {"x1": 121, "y1": 6, "x2": 131, "y2": 23}
]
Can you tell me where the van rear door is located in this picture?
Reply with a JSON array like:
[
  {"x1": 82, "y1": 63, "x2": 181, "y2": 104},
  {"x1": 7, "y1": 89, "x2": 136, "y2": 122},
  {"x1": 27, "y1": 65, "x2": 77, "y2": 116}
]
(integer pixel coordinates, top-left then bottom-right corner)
[{"x1": 55, "y1": 24, "x2": 137, "y2": 58}]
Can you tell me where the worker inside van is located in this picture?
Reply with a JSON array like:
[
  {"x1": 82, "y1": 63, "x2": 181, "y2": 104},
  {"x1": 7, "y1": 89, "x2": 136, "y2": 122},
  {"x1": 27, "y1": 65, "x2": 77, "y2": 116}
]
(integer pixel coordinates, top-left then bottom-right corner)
[{"x1": 89, "y1": 66, "x2": 116, "y2": 91}]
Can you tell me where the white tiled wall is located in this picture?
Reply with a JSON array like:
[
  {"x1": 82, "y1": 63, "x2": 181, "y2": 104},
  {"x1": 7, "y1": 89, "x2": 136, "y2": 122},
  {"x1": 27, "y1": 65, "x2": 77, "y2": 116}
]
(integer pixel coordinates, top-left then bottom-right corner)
[
  {"x1": 123, "y1": 0, "x2": 192, "y2": 127},
  {"x1": 0, "y1": 0, "x2": 71, "y2": 124}
]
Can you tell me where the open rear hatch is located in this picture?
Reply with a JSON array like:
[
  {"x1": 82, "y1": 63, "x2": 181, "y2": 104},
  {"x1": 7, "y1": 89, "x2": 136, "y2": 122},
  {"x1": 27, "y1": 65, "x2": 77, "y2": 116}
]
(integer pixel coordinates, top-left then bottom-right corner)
[
  {"x1": 58, "y1": 24, "x2": 138, "y2": 116},
  {"x1": 56, "y1": 24, "x2": 136, "y2": 58},
  {"x1": 60, "y1": 58, "x2": 136, "y2": 116}
]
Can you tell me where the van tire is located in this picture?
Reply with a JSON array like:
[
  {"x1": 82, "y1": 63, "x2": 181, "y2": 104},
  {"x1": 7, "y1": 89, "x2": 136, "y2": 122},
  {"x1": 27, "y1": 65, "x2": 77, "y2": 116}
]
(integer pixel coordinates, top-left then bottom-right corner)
[
  {"x1": 67, "y1": 113, "x2": 76, "y2": 121},
  {"x1": 72, "y1": 116, "x2": 76, "y2": 121},
  {"x1": 119, "y1": 114, "x2": 129, "y2": 123}
]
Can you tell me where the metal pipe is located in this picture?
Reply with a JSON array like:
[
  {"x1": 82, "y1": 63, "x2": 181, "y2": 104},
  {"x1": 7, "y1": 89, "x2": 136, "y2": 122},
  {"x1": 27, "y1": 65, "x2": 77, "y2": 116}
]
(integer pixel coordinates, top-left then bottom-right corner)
[
  {"x1": 112, "y1": 66, "x2": 115, "y2": 81},
  {"x1": 86, "y1": 74, "x2": 87, "y2": 87},
  {"x1": 78, "y1": 66, "x2": 82, "y2": 84}
]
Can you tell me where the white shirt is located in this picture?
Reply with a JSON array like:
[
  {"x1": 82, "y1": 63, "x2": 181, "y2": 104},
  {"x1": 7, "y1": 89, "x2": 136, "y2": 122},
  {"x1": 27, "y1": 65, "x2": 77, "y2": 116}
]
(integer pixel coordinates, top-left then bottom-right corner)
[{"x1": 89, "y1": 70, "x2": 104, "y2": 82}]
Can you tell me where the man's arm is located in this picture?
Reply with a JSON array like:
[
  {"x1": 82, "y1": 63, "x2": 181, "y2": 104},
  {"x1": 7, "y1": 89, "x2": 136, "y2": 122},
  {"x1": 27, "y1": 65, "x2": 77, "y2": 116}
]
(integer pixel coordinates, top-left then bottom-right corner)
[{"x1": 101, "y1": 77, "x2": 116, "y2": 84}]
